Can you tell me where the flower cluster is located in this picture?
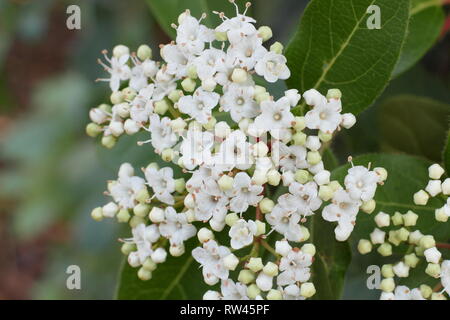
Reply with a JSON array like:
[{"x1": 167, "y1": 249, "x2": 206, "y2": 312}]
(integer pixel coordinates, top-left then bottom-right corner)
[
  {"x1": 87, "y1": 1, "x2": 387, "y2": 300},
  {"x1": 357, "y1": 163, "x2": 450, "y2": 300}
]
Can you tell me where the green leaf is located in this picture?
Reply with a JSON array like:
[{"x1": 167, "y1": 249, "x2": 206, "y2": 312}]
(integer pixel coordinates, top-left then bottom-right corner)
[
  {"x1": 444, "y1": 131, "x2": 450, "y2": 174},
  {"x1": 285, "y1": 0, "x2": 410, "y2": 114},
  {"x1": 332, "y1": 153, "x2": 448, "y2": 240},
  {"x1": 393, "y1": 0, "x2": 445, "y2": 77},
  {"x1": 145, "y1": 0, "x2": 237, "y2": 39},
  {"x1": 379, "y1": 95, "x2": 450, "y2": 162},
  {"x1": 310, "y1": 214, "x2": 352, "y2": 300},
  {"x1": 116, "y1": 239, "x2": 209, "y2": 299}
]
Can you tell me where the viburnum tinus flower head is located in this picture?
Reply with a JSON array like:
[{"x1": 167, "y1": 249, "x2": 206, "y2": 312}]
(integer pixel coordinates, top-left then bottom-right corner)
[{"x1": 87, "y1": 0, "x2": 389, "y2": 300}]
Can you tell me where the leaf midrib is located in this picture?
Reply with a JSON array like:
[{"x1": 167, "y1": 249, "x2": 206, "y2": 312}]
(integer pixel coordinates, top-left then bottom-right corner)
[{"x1": 160, "y1": 256, "x2": 194, "y2": 299}]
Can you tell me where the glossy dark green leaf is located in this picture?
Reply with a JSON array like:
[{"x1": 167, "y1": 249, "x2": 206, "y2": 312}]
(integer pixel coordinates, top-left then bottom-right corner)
[
  {"x1": 393, "y1": 0, "x2": 445, "y2": 77},
  {"x1": 116, "y1": 239, "x2": 209, "y2": 299},
  {"x1": 444, "y1": 132, "x2": 450, "y2": 174},
  {"x1": 379, "y1": 95, "x2": 450, "y2": 162},
  {"x1": 285, "y1": 0, "x2": 410, "y2": 114}
]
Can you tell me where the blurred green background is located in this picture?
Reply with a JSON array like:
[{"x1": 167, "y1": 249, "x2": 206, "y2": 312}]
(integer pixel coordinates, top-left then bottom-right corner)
[{"x1": 0, "y1": 0, "x2": 448, "y2": 299}]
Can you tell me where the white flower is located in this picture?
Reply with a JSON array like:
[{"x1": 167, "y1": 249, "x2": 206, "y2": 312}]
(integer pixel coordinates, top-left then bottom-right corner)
[
  {"x1": 424, "y1": 247, "x2": 442, "y2": 264},
  {"x1": 148, "y1": 115, "x2": 178, "y2": 153},
  {"x1": 161, "y1": 44, "x2": 191, "y2": 78},
  {"x1": 392, "y1": 286, "x2": 424, "y2": 300},
  {"x1": 176, "y1": 15, "x2": 214, "y2": 55},
  {"x1": 194, "y1": 48, "x2": 227, "y2": 80},
  {"x1": 255, "y1": 51, "x2": 290, "y2": 83},
  {"x1": 276, "y1": 144, "x2": 309, "y2": 172},
  {"x1": 265, "y1": 201, "x2": 303, "y2": 242},
  {"x1": 322, "y1": 189, "x2": 361, "y2": 241},
  {"x1": 127, "y1": 223, "x2": 160, "y2": 263},
  {"x1": 220, "y1": 84, "x2": 259, "y2": 123},
  {"x1": 393, "y1": 262, "x2": 410, "y2": 278},
  {"x1": 221, "y1": 279, "x2": 249, "y2": 300},
  {"x1": 178, "y1": 88, "x2": 220, "y2": 124},
  {"x1": 283, "y1": 284, "x2": 305, "y2": 300},
  {"x1": 441, "y1": 260, "x2": 450, "y2": 296},
  {"x1": 98, "y1": 52, "x2": 131, "y2": 92},
  {"x1": 277, "y1": 249, "x2": 312, "y2": 286},
  {"x1": 227, "y1": 172, "x2": 263, "y2": 213},
  {"x1": 256, "y1": 273, "x2": 273, "y2": 292},
  {"x1": 109, "y1": 163, "x2": 146, "y2": 209},
  {"x1": 254, "y1": 97, "x2": 294, "y2": 139},
  {"x1": 159, "y1": 207, "x2": 196, "y2": 246},
  {"x1": 194, "y1": 179, "x2": 228, "y2": 222},
  {"x1": 192, "y1": 240, "x2": 231, "y2": 283},
  {"x1": 129, "y1": 63, "x2": 148, "y2": 91},
  {"x1": 227, "y1": 34, "x2": 266, "y2": 69},
  {"x1": 304, "y1": 91, "x2": 342, "y2": 134},
  {"x1": 142, "y1": 59, "x2": 159, "y2": 78},
  {"x1": 284, "y1": 89, "x2": 301, "y2": 107},
  {"x1": 216, "y1": 14, "x2": 257, "y2": 45},
  {"x1": 180, "y1": 128, "x2": 215, "y2": 170},
  {"x1": 215, "y1": 130, "x2": 253, "y2": 170},
  {"x1": 130, "y1": 84, "x2": 155, "y2": 123},
  {"x1": 145, "y1": 166, "x2": 175, "y2": 205},
  {"x1": 344, "y1": 166, "x2": 378, "y2": 202},
  {"x1": 288, "y1": 181, "x2": 322, "y2": 216},
  {"x1": 229, "y1": 219, "x2": 257, "y2": 249}
]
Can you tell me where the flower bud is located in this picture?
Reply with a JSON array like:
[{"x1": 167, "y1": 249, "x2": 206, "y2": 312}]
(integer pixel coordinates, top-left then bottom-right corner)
[
  {"x1": 314, "y1": 170, "x2": 330, "y2": 186},
  {"x1": 253, "y1": 141, "x2": 269, "y2": 157},
  {"x1": 223, "y1": 253, "x2": 239, "y2": 271},
  {"x1": 168, "y1": 89, "x2": 183, "y2": 103},
  {"x1": 247, "y1": 284, "x2": 261, "y2": 299},
  {"x1": 215, "y1": 31, "x2": 228, "y2": 41},
  {"x1": 408, "y1": 230, "x2": 423, "y2": 245},
  {"x1": 428, "y1": 164, "x2": 445, "y2": 179},
  {"x1": 267, "y1": 289, "x2": 282, "y2": 300},
  {"x1": 129, "y1": 216, "x2": 145, "y2": 228},
  {"x1": 121, "y1": 243, "x2": 135, "y2": 255},
  {"x1": 258, "y1": 26, "x2": 273, "y2": 42},
  {"x1": 133, "y1": 203, "x2": 150, "y2": 217},
  {"x1": 137, "y1": 44, "x2": 152, "y2": 60},
  {"x1": 391, "y1": 211, "x2": 403, "y2": 226},
  {"x1": 238, "y1": 270, "x2": 255, "y2": 285},
  {"x1": 393, "y1": 261, "x2": 409, "y2": 277},
  {"x1": 402, "y1": 211, "x2": 418, "y2": 227},
  {"x1": 419, "y1": 235, "x2": 435, "y2": 249},
  {"x1": 380, "y1": 278, "x2": 395, "y2": 292},
  {"x1": 357, "y1": 239, "x2": 372, "y2": 255},
  {"x1": 267, "y1": 169, "x2": 281, "y2": 186},
  {"x1": 295, "y1": 169, "x2": 310, "y2": 184},
  {"x1": 259, "y1": 198, "x2": 274, "y2": 214},
  {"x1": 91, "y1": 207, "x2": 103, "y2": 221},
  {"x1": 424, "y1": 247, "x2": 441, "y2": 264},
  {"x1": 307, "y1": 151, "x2": 321, "y2": 165},
  {"x1": 231, "y1": 68, "x2": 248, "y2": 83},
  {"x1": 197, "y1": 228, "x2": 214, "y2": 243},
  {"x1": 218, "y1": 175, "x2": 234, "y2": 191},
  {"x1": 431, "y1": 293, "x2": 447, "y2": 300},
  {"x1": 435, "y1": 207, "x2": 449, "y2": 222},
  {"x1": 247, "y1": 257, "x2": 264, "y2": 272},
  {"x1": 284, "y1": 89, "x2": 301, "y2": 107},
  {"x1": 110, "y1": 91, "x2": 124, "y2": 104},
  {"x1": 170, "y1": 117, "x2": 187, "y2": 133},
  {"x1": 256, "y1": 273, "x2": 273, "y2": 292},
  {"x1": 361, "y1": 199, "x2": 376, "y2": 214},
  {"x1": 381, "y1": 264, "x2": 394, "y2": 278},
  {"x1": 128, "y1": 252, "x2": 140, "y2": 267},
  {"x1": 209, "y1": 218, "x2": 226, "y2": 232},
  {"x1": 86, "y1": 123, "x2": 102, "y2": 137},
  {"x1": 149, "y1": 207, "x2": 165, "y2": 223},
  {"x1": 137, "y1": 267, "x2": 152, "y2": 281},
  {"x1": 225, "y1": 212, "x2": 239, "y2": 227},
  {"x1": 202, "y1": 78, "x2": 217, "y2": 92},
  {"x1": 103, "y1": 202, "x2": 119, "y2": 218},
  {"x1": 369, "y1": 228, "x2": 385, "y2": 245},
  {"x1": 117, "y1": 209, "x2": 131, "y2": 223},
  {"x1": 425, "y1": 180, "x2": 442, "y2": 197},
  {"x1": 255, "y1": 221, "x2": 266, "y2": 236},
  {"x1": 252, "y1": 170, "x2": 268, "y2": 185},
  {"x1": 110, "y1": 121, "x2": 124, "y2": 137},
  {"x1": 124, "y1": 119, "x2": 140, "y2": 135},
  {"x1": 135, "y1": 189, "x2": 150, "y2": 203},
  {"x1": 270, "y1": 41, "x2": 283, "y2": 54},
  {"x1": 255, "y1": 91, "x2": 271, "y2": 104},
  {"x1": 404, "y1": 253, "x2": 420, "y2": 268},
  {"x1": 413, "y1": 190, "x2": 429, "y2": 205},
  {"x1": 292, "y1": 132, "x2": 307, "y2": 145},
  {"x1": 318, "y1": 185, "x2": 334, "y2": 201},
  {"x1": 374, "y1": 167, "x2": 388, "y2": 183},
  {"x1": 300, "y1": 283, "x2": 316, "y2": 298},
  {"x1": 341, "y1": 113, "x2": 356, "y2": 129},
  {"x1": 301, "y1": 244, "x2": 316, "y2": 256},
  {"x1": 161, "y1": 148, "x2": 174, "y2": 162},
  {"x1": 420, "y1": 284, "x2": 432, "y2": 299},
  {"x1": 169, "y1": 243, "x2": 185, "y2": 257},
  {"x1": 113, "y1": 44, "x2": 129, "y2": 58},
  {"x1": 299, "y1": 226, "x2": 310, "y2": 242},
  {"x1": 374, "y1": 211, "x2": 390, "y2": 228},
  {"x1": 151, "y1": 247, "x2": 167, "y2": 264},
  {"x1": 275, "y1": 240, "x2": 291, "y2": 256},
  {"x1": 263, "y1": 262, "x2": 278, "y2": 276},
  {"x1": 425, "y1": 263, "x2": 441, "y2": 278},
  {"x1": 181, "y1": 78, "x2": 197, "y2": 92},
  {"x1": 203, "y1": 290, "x2": 221, "y2": 300},
  {"x1": 326, "y1": 89, "x2": 342, "y2": 100},
  {"x1": 442, "y1": 178, "x2": 450, "y2": 195},
  {"x1": 142, "y1": 258, "x2": 157, "y2": 272},
  {"x1": 184, "y1": 193, "x2": 195, "y2": 209},
  {"x1": 186, "y1": 65, "x2": 198, "y2": 79},
  {"x1": 318, "y1": 130, "x2": 333, "y2": 142},
  {"x1": 377, "y1": 243, "x2": 392, "y2": 256},
  {"x1": 154, "y1": 99, "x2": 170, "y2": 115}
]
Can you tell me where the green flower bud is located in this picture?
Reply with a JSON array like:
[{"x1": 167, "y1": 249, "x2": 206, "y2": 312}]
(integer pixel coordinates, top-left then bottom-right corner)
[
  {"x1": 121, "y1": 243, "x2": 136, "y2": 255},
  {"x1": 425, "y1": 263, "x2": 441, "y2": 278},
  {"x1": 329, "y1": 180, "x2": 342, "y2": 191},
  {"x1": 137, "y1": 267, "x2": 152, "y2": 281},
  {"x1": 431, "y1": 292, "x2": 447, "y2": 300},
  {"x1": 361, "y1": 199, "x2": 376, "y2": 214},
  {"x1": 238, "y1": 270, "x2": 255, "y2": 284},
  {"x1": 292, "y1": 132, "x2": 307, "y2": 145},
  {"x1": 187, "y1": 65, "x2": 198, "y2": 79},
  {"x1": 299, "y1": 226, "x2": 310, "y2": 242},
  {"x1": 181, "y1": 78, "x2": 197, "y2": 92},
  {"x1": 168, "y1": 89, "x2": 183, "y2": 103},
  {"x1": 259, "y1": 198, "x2": 274, "y2": 214},
  {"x1": 397, "y1": 227, "x2": 410, "y2": 242},
  {"x1": 419, "y1": 235, "x2": 436, "y2": 249},
  {"x1": 391, "y1": 211, "x2": 403, "y2": 226},
  {"x1": 122, "y1": 87, "x2": 137, "y2": 101},
  {"x1": 154, "y1": 99, "x2": 170, "y2": 115},
  {"x1": 91, "y1": 207, "x2": 103, "y2": 221},
  {"x1": 404, "y1": 253, "x2": 420, "y2": 268},
  {"x1": 136, "y1": 188, "x2": 150, "y2": 203},
  {"x1": 357, "y1": 239, "x2": 372, "y2": 255},
  {"x1": 380, "y1": 278, "x2": 395, "y2": 292},
  {"x1": 143, "y1": 258, "x2": 157, "y2": 271},
  {"x1": 215, "y1": 31, "x2": 228, "y2": 41},
  {"x1": 377, "y1": 243, "x2": 392, "y2": 256},
  {"x1": 267, "y1": 169, "x2": 281, "y2": 186},
  {"x1": 101, "y1": 135, "x2": 117, "y2": 149},
  {"x1": 117, "y1": 209, "x2": 131, "y2": 223},
  {"x1": 267, "y1": 289, "x2": 282, "y2": 300},
  {"x1": 225, "y1": 212, "x2": 239, "y2": 227},
  {"x1": 263, "y1": 262, "x2": 278, "y2": 276},
  {"x1": 137, "y1": 44, "x2": 152, "y2": 60},
  {"x1": 413, "y1": 190, "x2": 429, "y2": 205},
  {"x1": 247, "y1": 257, "x2": 264, "y2": 272},
  {"x1": 133, "y1": 203, "x2": 151, "y2": 217},
  {"x1": 218, "y1": 175, "x2": 234, "y2": 191},
  {"x1": 293, "y1": 116, "x2": 306, "y2": 131},
  {"x1": 129, "y1": 215, "x2": 145, "y2": 228},
  {"x1": 161, "y1": 148, "x2": 174, "y2": 162},
  {"x1": 113, "y1": 44, "x2": 129, "y2": 58},
  {"x1": 381, "y1": 264, "x2": 394, "y2": 278},
  {"x1": 255, "y1": 221, "x2": 266, "y2": 236},
  {"x1": 246, "y1": 284, "x2": 261, "y2": 299},
  {"x1": 86, "y1": 123, "x2": 102, "y2": 137},
  {"x1": 300, "y1": 282, "x2": 316, "y2": 298},
  {"x1": 255, "y1": 91, "x2": 271, "y2": 104},
  {"x1": 231, "y1": 68, "x2": 248, "y2": 83},
  {"x1": 307, "y1": 151, "x2": 321, "y2": 165},
  {"x1": 403, "y1": 211, "x2": 418, "y2": 227},
  {"x1": 174, "y1": 178, "x2": 186, "y2": 193},
  {"x1": 258, "y1": 26, "x2": 273, "y2": 42},
  {"x1": 326, "y1": 89, "x2": 342, "y2": 100},
  {"x1": 388, "y1": 230, "x2": 401, "y2": 246},
  {"x1": 319, "y1": 185, "x2": 334, "y2": 201},
  {"x1": 270, "y1": 41, "x2": 284, "y2": 54},
  {"x1": 435, "y1": 207, "x2": 449, "y2": 222},
  {"x1": 295, "y1": 169, "x2": 310, "y2": 184},
  {"x1": 318, "y1": 130, "x2": 333, "y2": 142},
  {"x1": 420, "y1": 284, "x2": 432, "y2": 299},
  {"x1": 110, "y1": 91, "x2": 124, "y2": 104},
  {"x1": 301, "y1": 244, "x2": 316, "y2": 256}
]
